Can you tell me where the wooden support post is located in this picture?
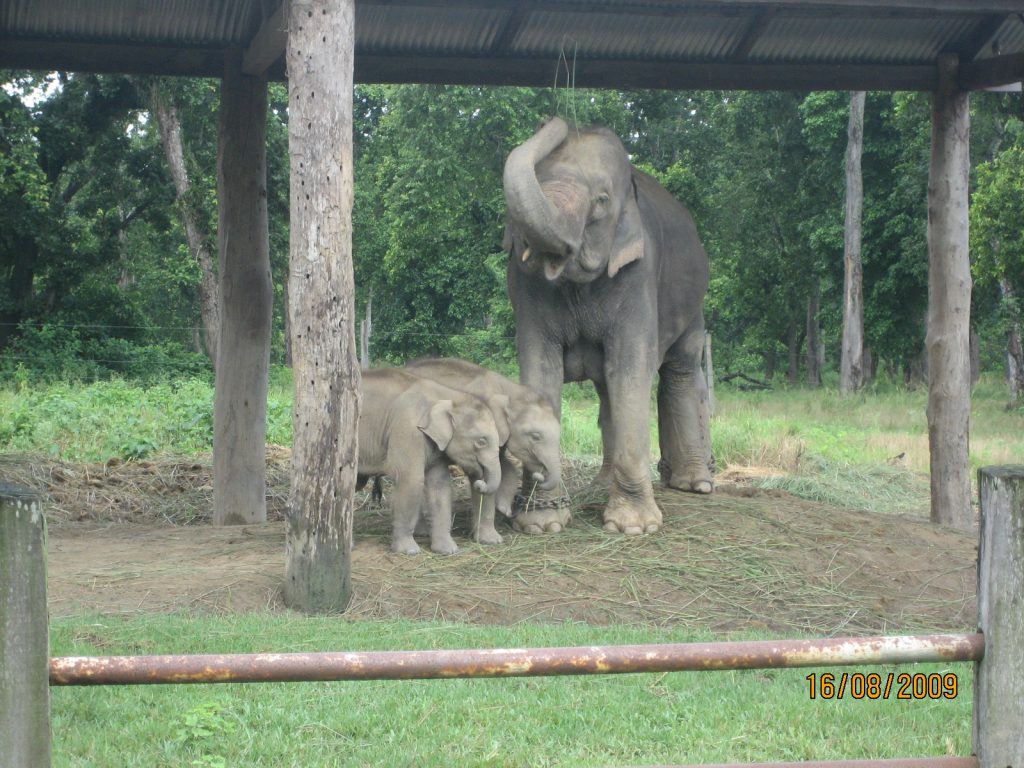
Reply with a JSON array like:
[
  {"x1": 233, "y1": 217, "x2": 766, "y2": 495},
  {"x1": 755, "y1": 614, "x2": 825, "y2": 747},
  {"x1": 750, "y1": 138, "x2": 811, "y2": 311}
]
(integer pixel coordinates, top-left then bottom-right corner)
[
  {"x1": 974, "y1": 466, "x2": 1024, "y2": 767},
  {"x1": 0, "y1": 484, "x2": 50, "y2": 768},
  {"x1": 926, "y1": 53, "x2": 973, "y2": 530},
  {"x1": 284, "y1": 0, "x2": 359, "y2": 612},
  {"x1": 213, "y1": 51, "x2": 273, "y2": 525}
]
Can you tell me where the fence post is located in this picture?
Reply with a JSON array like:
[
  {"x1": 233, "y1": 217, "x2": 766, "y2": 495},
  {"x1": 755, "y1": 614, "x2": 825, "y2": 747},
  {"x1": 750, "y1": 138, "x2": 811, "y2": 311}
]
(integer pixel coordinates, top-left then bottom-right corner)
[
  {"x1": 0, "y1": 483, "x2": 51, "y2": 768},
  {"x1": 974, "y1": 466, "x2": 1024, "y2": 768}
]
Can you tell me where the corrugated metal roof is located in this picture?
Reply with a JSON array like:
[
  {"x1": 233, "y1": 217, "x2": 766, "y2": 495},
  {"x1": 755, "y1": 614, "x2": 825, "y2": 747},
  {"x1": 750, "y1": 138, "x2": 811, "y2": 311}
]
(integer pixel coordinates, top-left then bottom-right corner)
[{"x1": 2, "y1": 1, "x2": 1023, "y2": 91}]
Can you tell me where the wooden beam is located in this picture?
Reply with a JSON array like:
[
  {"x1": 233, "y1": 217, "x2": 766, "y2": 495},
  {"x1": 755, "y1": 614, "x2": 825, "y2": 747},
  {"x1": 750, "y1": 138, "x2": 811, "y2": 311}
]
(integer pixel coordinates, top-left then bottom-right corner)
[
  {"x1": 926, "y1": 53, "x2": 973, "y2": 530},
  {"x1": 960, "y1": 51, "x2": 1024, "y2": 90},
  {"x1": 954, "y1": 14, "x2": 1012, "y2": 61},
  {"x1": 284, "y1": 0, "x2": 359, "y2": 613},
  {"x1": 243, "y1": 1, "x2": 289, "y2": 76},
  {"x1": 730, "y1": 8, "x2": 777, "y2": 62},
  {"x1": 213, "y1": 52, "x2": 273, "y2": 526}
]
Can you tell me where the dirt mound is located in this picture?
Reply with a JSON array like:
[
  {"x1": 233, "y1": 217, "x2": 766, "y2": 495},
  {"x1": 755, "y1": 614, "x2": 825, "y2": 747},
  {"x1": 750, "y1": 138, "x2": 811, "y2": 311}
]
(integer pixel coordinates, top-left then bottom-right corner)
[{"x1": 4, "y1": 453, "x2": 977, "y2": 635}]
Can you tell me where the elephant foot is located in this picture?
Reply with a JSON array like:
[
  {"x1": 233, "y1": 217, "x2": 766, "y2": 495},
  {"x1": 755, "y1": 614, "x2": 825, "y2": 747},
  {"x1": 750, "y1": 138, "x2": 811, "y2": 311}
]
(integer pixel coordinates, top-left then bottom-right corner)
[
  {"x1": 602, "y1": 492, "x2": 662, "y2": 535},
  {"x1": 472, "y1": 527, "x2": 504, "y2": 545},
  {"x1": 430, "y1": 536, "x2": 459, "y2": 556},
  {"x1": 391, "y1": 537, "x2": 421, "y2": 555},
  {"x1": 659, "y1": 458, "x2": 714, "y2": 495},
  {"x1": 510, "y1": 492, "x2": 572, "y2": 534}
]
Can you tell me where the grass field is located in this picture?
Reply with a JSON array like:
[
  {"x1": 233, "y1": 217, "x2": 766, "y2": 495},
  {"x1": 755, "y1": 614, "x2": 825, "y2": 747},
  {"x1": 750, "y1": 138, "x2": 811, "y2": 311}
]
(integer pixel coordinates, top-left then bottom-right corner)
[{"x1": 50, "y1": 614, "x2": 973, "y2": 767}]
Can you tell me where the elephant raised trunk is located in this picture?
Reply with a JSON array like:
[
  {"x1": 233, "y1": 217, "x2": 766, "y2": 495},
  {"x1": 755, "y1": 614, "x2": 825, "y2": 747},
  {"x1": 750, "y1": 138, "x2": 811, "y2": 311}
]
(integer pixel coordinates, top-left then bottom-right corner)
[{"x1": 503, "y1": 117, "x2": 581, "y2": 261}]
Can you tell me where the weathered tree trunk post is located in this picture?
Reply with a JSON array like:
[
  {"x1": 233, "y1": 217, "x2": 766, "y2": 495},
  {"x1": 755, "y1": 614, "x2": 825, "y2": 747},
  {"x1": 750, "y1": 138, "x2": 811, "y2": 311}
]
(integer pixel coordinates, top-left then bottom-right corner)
[
  {"x1": 703, "y1": 331, "x2": 714, "y2": 418},
  {"x1": 0, "y1": 485, "x2": 50, "y2": 768},
  {"x1": 213, "y1": 52, "x2": 273, "y2": 526},
  {"x1": 974, "y1": 466, "x2": 1024, "y2": 767},
  {"x1": 284, "y1": 0, "x2": 359, "y2": 612},
  {"x1": 806, "y1": 277, "x2": 822, "y2": 388},
  {"x1": 926, "y1": 54, "x2": 973, "y2": 530},
  {"x1": 840, "y1": 90, "x2": 865, "y2": 395}
]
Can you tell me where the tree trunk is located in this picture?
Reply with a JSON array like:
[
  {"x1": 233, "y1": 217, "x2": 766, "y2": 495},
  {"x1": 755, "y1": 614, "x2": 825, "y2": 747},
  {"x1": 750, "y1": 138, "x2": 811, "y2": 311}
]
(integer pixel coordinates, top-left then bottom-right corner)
[
  {"x1": 212, "y1": 55, "x2": 272, "y2": 526},
  {"x1": 763, "y1": 349, "x2": 776, "y2": 381},
  {"x1": 150, "y1": 80, "x2": 221, "y2": 366},
  {"x1": 704, "y1": 331, "x2": 715, "y2": 417},
  {"x1": 806, "y1": 278, "x2": 822, "y2": 388},
  {"x1": 360, "y1": 289, "x2": 373, "y2": 369},
  {"x1": 284, "y1": 0, "x2": 359, "y2": 613},
  {"x1": 926, "y1": 54, "x2": 973, "y2": 530},
  {"x1": 787, "y1": 323, "x2": 801, "y2": 385},
  {"x1": 1, "y1": 485, "x2": 50, "y2": 768},
  {"x1": 840, "y1": 91, "x2": 866, "y2": 395},
  {"x1": 974, "y1": 466, "x2": 1024, "y2": 767},
  {"x1": 1001, "y1": 279, "x2": 1024, "y2": 410}
]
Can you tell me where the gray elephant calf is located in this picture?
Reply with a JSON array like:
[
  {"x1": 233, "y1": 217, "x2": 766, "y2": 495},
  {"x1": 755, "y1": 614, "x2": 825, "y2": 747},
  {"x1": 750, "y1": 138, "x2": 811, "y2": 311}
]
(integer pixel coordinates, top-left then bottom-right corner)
[
  {"x1": 359, "y1": 368, "x2": 503, "y2": 555},
  {"x1": 405, "y1": 358, "x2": 562, "y2": 540}
]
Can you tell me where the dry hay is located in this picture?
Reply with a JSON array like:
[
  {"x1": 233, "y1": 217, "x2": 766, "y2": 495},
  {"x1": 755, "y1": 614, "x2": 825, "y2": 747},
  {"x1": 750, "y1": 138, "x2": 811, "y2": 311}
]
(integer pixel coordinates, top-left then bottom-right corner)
[{"x1": 6, "y1": 452, "x2": 977, "y2": 635}]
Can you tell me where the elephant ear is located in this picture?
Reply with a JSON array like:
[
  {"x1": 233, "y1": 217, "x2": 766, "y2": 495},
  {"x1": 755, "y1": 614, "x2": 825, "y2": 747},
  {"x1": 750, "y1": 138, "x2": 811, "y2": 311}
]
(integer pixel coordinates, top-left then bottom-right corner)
[
  {"x1": 418, "y1": 400, "x2": 454, "y2": 451},
  {"x1": 607, "y1": 177, "x2": 646, "y2": 278},
  {"x1": 486, "y1": 394, "x2": 512, "y2": 446}
]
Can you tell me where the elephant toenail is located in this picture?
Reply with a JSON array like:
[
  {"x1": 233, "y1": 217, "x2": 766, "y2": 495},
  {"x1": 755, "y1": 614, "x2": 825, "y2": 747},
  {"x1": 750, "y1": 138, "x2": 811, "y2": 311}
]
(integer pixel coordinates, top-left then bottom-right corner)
[{"x1": 546, "y1": 522, "x2": 562, "y2": 533}]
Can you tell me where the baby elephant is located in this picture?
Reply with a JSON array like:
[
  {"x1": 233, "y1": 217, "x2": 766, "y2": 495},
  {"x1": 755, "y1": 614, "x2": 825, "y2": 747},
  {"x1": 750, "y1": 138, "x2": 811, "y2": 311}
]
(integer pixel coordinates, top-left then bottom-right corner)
[
  {"x1": 359, "y1": 368, "x2": 503, "y2": 555},
  {"x1": 405, "y1": 358, "x2": 562, "y2": 542}
]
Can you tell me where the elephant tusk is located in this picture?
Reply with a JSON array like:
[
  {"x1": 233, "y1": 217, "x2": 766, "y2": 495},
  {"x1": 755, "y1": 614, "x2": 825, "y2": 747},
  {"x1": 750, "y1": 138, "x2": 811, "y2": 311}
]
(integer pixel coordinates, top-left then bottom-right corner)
[{"x1": 521, "y1": 247, "x2": 531, "y2": 263}]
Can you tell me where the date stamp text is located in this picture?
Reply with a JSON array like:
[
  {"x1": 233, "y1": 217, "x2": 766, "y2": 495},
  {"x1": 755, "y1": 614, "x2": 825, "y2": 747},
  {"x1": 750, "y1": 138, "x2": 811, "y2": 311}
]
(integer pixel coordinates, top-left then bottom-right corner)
[{"x1": 806, "y1": 672, "x2": 959, "y2": 700}]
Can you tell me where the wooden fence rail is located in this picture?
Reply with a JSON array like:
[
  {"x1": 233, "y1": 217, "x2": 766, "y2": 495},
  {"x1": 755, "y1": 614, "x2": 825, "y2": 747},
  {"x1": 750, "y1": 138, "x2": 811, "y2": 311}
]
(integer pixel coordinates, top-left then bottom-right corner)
[{"x1": 2, "y1": 467, "x2": 1022, "y2": 768}]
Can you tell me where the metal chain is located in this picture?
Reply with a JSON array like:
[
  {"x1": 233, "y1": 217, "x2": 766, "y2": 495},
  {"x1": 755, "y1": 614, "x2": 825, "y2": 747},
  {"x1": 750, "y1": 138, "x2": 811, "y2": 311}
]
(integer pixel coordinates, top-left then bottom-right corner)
[{"x1": 511, "y1": 493, "x2": 572, "y2": 516}]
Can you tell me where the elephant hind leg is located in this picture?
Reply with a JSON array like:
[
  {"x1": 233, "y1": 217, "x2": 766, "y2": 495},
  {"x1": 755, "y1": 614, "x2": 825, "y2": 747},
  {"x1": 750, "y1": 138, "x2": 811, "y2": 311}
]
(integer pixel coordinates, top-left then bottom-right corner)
[{"x1": 658, "y1": 329, "x2": 714, "y2": 494}]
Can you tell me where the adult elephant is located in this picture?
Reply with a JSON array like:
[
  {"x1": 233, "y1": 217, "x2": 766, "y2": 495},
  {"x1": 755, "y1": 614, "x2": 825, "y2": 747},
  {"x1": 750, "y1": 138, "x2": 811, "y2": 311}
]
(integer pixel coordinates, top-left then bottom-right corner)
[{"x1": 503, "y1": 117, "x2": 712, "y2": 536}]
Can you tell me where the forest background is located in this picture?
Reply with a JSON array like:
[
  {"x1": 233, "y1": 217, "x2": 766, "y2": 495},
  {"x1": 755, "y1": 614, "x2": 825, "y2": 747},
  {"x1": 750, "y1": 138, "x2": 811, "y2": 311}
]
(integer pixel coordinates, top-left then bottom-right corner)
[{"x1": 1, "y1": 72, "x2": 1023, "y2": 397}]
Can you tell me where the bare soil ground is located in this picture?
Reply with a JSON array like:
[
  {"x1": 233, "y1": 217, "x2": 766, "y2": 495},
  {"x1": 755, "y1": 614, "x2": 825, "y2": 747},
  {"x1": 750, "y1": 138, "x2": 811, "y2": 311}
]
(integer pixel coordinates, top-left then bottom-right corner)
[{"x1": 3, "y1": 452, "x2": 977, "y2": 635}]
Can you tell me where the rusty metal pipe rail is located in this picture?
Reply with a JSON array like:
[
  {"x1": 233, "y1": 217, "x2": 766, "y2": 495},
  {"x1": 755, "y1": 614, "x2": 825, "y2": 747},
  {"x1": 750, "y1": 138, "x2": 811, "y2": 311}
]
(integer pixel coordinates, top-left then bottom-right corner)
[
  {"x1": 660, "y1": 759, "x2": 977, "y2": 768},
  {"x1": 50, "y1": 632, "x2": 983, "y2": 686}
]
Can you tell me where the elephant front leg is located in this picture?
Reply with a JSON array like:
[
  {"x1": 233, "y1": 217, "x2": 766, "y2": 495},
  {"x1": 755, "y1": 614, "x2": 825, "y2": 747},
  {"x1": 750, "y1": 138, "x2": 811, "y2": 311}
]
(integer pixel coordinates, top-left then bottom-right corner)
[
  {"x1": 468, "y1": 487, "x2": 503, "y2": 545},
  {"x1": 390, "y1": 475, "x2": 425, "y2": 555},
  {"x1": 602, "y1": 350, "x2": 662, "y2": 535},
  {"x1": 494, "y1": 451, "x2": 520, "y2": 519},
  {"x1": 424, "y1": 463, "x2": 458, "y2": 555},
  {"x1": 658, "y1": 328, "x2": 714, "y2": 494},
  {"x1": 512, "y1": 337, "x2": 571, "y2": 534}
]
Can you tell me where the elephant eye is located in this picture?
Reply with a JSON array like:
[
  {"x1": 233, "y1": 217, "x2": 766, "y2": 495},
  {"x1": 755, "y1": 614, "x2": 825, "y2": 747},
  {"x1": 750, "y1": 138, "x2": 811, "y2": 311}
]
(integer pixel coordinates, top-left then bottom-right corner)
[
  {"x1": 530, "y1": 432, "x2": 542, "y2": 441},
  {"x1": 590, "y1": 192, "x2": 611, "y2": 221},
  {"x1": 476, "y1": 436, "x2": 489, "y2": 448}
]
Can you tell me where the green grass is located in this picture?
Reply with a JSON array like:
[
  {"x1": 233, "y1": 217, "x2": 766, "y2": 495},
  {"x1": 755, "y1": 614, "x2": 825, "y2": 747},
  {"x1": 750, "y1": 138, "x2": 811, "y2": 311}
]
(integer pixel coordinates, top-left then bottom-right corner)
[{"x1": 51, "y1": 613, "x2": 973, "y2": 767}]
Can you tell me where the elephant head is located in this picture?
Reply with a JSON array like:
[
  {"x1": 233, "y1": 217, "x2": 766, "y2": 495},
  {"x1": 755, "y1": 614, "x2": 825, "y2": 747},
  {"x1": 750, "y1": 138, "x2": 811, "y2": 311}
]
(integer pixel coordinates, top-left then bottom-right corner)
[
  {"x1": 504, "y1": 400, "x2": 561, "y2": 493},
  {"x1": 503, "y1": 117, "x2": 645, "y2": 284},
  {"x1": 419, "y1": 398, "x2": 503, "y2": 495}
]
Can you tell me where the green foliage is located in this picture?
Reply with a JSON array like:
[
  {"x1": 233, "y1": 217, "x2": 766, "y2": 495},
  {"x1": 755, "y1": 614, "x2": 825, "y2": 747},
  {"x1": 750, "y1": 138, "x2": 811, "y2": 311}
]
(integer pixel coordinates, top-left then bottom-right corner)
[{"x1": 2, "y1": 73, "x2": 1023, "y2": 385}]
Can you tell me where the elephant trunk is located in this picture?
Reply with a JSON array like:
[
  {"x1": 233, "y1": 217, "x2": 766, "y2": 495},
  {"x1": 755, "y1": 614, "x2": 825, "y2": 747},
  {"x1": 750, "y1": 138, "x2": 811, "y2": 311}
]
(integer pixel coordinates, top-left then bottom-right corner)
[
  {"x1": 474, "y1": 462, "x2": 502, "y2": 496},
  {"x1": 535, "y1": 461, "x2": 561, "y2": 493},
  {"x1": 503, "y1": 117, "x2": 580, "y2": 259}
]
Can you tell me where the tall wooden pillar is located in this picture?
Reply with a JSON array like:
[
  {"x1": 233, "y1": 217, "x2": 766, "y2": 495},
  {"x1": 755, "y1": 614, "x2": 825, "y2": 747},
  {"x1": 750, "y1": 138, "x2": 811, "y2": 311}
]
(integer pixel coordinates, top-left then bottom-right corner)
[
  {"x1": 1, "y1": 485, "x2": 50, "y2": 768},
  {"x1": 284, "y1": 0, "x2": 359, "y2": 612},
  {"x1": 974, "y1": 466, "x2": 1024, "y2": 766},
  {"x1": 213, "y1": 52, "x2": 272, "y2": 525},
  {"x1": 926, "y1": 53, "x2": 973, "y2": 530}
]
